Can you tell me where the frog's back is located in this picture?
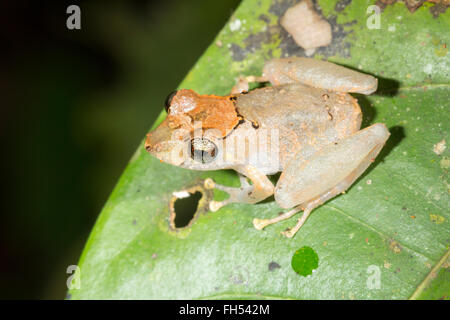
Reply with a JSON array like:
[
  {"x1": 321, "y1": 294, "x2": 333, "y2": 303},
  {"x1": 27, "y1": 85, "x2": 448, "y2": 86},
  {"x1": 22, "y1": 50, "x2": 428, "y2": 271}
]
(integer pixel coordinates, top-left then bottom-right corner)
[{"x1": 235, "y1": 83, "x2": 362, "y2": 169}]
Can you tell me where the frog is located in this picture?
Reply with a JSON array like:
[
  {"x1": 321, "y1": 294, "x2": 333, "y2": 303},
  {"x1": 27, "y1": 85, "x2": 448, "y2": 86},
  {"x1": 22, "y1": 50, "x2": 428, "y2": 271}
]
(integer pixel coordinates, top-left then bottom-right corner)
[{"x1": 145, "y1": 57, "x2": 390, "y2": 238}]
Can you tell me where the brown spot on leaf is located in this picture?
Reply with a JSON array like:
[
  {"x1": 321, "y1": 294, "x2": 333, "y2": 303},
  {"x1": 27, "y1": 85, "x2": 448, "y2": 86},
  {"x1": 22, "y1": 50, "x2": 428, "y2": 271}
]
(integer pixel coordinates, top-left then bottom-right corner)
[
  {"x1": 389, "y1": 239, "x2": 403, "y2": 254},
  {"x1": 268, "y1": 261, "x2": 281, "y2": 271}
]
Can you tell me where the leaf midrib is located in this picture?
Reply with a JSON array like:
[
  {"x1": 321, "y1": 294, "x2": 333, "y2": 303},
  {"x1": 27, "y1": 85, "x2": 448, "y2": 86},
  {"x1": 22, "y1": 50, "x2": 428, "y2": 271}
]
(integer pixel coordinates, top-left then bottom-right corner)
[{"x1": 409, "y1": 248, "x2": 450, "y2": 300}]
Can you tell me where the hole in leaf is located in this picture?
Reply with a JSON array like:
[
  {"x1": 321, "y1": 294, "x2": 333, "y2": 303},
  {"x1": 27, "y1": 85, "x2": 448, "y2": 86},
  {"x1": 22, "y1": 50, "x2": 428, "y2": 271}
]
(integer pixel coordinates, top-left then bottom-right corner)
[
  {"x1": 173, "y1": 191, "x2": 202, "y2": 228},
  {"x1": 168, "y1": 182, "x2": 213, "y2": 233}
]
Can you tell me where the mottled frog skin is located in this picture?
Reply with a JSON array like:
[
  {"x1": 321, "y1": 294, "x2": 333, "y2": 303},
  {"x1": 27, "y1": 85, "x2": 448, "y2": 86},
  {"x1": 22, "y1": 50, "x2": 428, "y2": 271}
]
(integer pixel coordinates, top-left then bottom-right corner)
[{"x1": 235, "y1": 82, "x2": 362, "y2": 172}]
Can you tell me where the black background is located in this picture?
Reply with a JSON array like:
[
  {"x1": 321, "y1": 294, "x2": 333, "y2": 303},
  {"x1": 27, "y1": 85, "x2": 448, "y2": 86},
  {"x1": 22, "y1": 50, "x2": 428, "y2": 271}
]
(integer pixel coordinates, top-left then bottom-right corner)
[{"x1": 0, "y1": 0, "x2": 240, "y2": 299}]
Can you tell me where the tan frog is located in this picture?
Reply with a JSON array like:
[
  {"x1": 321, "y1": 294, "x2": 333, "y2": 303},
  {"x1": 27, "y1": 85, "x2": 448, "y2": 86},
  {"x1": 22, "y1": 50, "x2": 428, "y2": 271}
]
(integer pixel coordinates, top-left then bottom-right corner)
[{"x1": 145, "y1": 57, "x2": 390, "y2": 238}]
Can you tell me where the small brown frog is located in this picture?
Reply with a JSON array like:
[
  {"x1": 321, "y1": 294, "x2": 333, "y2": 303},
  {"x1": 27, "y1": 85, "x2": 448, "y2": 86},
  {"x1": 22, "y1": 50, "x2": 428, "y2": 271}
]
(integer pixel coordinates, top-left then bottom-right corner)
[{"x1": 145, "y1": 57, "x2": 390, "y2": 237}]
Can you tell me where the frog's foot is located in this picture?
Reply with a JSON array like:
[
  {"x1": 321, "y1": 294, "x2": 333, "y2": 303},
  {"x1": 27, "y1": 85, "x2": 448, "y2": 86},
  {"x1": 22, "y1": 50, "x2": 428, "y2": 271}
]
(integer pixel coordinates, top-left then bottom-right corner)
[
  {"x1": 252, "y1": 206, "x2": 302, "y2": 230},
  {"x1": 209, "y1": 200, "x2": 229, "y2": 212},
  {"x1": 231, "y1": 75, "x2": 269, "y2": 94},
  {"x1": 280, "y1": 193, "x2": 335, "y2": 237},
  {"x1": 204, "y1": 178, "x2": 232, "y2": 212},
  {"x1": 281, "y1": 207, "x2": 313, "y2": 238},
  {"x1": 253, "y1": 189, "x2": 331, "y2": 237},
  {"x1": 204, "y1": 171, "x2": 274, "y2": 212},
  {"x1": 204, "y1": 177, "x2": 257, "y2": 212}
]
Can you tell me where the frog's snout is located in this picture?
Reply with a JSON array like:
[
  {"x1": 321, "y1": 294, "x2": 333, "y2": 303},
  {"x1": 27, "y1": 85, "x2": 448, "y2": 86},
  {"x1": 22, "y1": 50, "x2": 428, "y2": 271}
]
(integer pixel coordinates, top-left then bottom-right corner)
[
  {"x1": 145, "y1": 132, "x2": 171, "y2": 154},
  {"x1": 145, "y1": 133, "x2": 157, "y2": 153},
  {"x1": 145, "y1": 128, "x2": 188, "y2": 166},
  {"x1": 145, "y1": 119, "x2": 173, "y2": 152},
  {"x1": 144, "y1": 133, "x2": 159, "y2": 153}
]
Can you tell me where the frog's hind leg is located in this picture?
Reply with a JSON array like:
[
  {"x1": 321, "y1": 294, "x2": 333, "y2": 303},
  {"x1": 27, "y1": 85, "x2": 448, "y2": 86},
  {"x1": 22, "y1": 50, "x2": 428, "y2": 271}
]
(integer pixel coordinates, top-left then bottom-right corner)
[
  {"x1": 262, "y1": 123, "x2": 390, "y2": 238},
  {"x1": 253, "y1": 179, "x2": 350, "y2": 237},
  {"x1": 281, "y1": 183, "x2": 347, "y2": 238},
  {"x1": 263, "y1": 57, "x2": 378, "y2": 94}
]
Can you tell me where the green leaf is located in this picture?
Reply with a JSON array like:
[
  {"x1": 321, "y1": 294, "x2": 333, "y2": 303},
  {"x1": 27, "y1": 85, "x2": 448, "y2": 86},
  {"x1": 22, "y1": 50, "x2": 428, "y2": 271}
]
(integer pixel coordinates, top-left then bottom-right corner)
[
  {"x1": 291, "y1": 247, "x2": 319, "y2": 277},
  {"x1": 412, "y1": 250, "x2": 450, "y2": 300},
  {"x1": 69, "y1": 0, "x2": 449, "y2": 299}
]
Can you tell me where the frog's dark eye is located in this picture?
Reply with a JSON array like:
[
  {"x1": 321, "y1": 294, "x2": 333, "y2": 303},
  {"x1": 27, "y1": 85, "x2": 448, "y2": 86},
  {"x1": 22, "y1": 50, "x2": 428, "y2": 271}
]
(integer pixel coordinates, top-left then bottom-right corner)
[
  {"x1": 165, "y1": 90, "x2": 177, "y2": 113},
  {"x1": 189, "y1": 138, "x2": 217, "y2": 164}
]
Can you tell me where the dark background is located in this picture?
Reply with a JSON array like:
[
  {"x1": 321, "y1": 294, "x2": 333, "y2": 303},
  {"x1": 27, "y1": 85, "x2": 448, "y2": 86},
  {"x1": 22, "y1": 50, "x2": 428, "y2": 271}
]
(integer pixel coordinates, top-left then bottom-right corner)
[{"x1": 0, "y1": 0, "x2": 240, "y2": 299}]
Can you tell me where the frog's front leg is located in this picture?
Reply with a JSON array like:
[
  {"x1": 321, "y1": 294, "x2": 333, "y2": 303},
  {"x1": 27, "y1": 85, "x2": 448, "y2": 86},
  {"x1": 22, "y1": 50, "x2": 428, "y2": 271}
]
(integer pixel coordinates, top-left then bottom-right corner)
[
  {"x1": 256, "y1": 123, "x2": 390, "y2": 238},
  {"x1": 231, "y1": 76, "x2": 269, "y2": 94},
  {"x1": 204, "y1": 165, "x2": 274, "y2": 212}
]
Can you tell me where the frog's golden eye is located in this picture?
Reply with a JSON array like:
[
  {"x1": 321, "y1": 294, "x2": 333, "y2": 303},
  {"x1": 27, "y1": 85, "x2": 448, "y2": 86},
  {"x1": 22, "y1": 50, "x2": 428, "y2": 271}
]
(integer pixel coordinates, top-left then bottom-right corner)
[
  {"x1": 189, "y1": 138, "x2": 217, "y2": 163},
  {"x1": 165, "y1": 90, "x2": 177, "y2": 113}
]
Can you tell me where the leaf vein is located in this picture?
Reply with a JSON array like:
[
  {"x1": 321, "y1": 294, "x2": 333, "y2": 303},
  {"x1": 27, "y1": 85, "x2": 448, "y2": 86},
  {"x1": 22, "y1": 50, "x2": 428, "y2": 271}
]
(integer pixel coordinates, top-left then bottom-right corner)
[{"x1": 325, "y1": 205, "x2": 432, "y2": 261}]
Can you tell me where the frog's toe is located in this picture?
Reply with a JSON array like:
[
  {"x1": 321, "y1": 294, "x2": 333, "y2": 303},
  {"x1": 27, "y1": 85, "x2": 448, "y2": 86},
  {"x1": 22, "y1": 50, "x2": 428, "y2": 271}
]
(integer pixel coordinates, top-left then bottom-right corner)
[
  {"x1": 253, "y1": 218, "x2": 270, "y2": 230},
  {"x1": 204, "y1": 178, "x2": 235, "y2": 194},
  {"x1": 204, "y1": 178, "x2": 216, "y2": 190},
  {"x1": 281, "y1": 228, "x2": 295, "y2": 238},
  {"x1": 252, "y1": 207, "x2": 302, "y2": 232},
  {"x1": 281, "y1": 209, "x2": 312, "y2": 238},
  {"x1": 209, "y1": 200, "x2": 229, "y2": 212}
]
